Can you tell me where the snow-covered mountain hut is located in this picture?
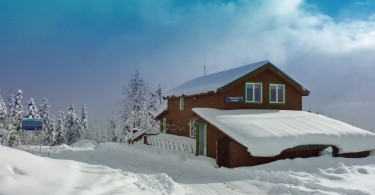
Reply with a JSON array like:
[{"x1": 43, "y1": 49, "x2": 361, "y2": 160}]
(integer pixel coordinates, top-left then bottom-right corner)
[{"x1": 157, "y1": 60, "x2": 375, "y2": 167}]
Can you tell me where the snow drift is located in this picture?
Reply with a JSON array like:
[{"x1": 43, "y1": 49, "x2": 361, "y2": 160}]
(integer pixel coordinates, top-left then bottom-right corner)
[{"x1": 0, "y1": 145, "x2": 178, "y2": 195}]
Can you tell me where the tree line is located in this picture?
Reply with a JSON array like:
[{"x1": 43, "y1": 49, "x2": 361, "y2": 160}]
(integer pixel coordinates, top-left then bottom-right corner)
[
  {"x1": 0, "y1": 70, "x2": 166, "y2": 146},
  {"x1": 0, "y1": 89, "x2": 88, "y2": 146}
]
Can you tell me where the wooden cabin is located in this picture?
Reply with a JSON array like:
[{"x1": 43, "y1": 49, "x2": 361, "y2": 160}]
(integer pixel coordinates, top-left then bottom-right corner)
[{"x1": 156, "y1": 60, "x2": 375, "y2": 167}]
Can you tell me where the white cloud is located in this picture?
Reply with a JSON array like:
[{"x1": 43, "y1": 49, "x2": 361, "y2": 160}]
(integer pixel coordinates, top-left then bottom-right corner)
[{"x1": 147, "y1": 0, "x2": 375, "y2": 130}]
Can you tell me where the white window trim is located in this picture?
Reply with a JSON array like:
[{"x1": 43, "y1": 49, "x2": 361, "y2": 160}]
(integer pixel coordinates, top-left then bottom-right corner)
[
  {"x1": 245, "y1": 82, "x2": 263, "y2": 103},
  {"x1": 269, "y1": 84, "x2": 285, "y2": 103},
  {"x1": 179, "y1": 97, "x2": 184, "y2": 110}
]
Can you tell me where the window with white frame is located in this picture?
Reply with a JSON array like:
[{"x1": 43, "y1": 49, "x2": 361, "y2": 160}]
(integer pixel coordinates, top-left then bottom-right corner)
[
  {"x1": 270, "y1": 84, "x2": 285, "y2": 103},
  {"x1": 179, "y1": 97, "x2": 184, "y2": 110},
  {"x1": 245, "y1": 83, "x2": 262, "y2": 103}
]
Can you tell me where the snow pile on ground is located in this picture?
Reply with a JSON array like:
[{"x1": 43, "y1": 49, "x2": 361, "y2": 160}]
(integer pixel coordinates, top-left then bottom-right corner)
[
  {"x1": 7, "y1": 140, "x2": 375, "y2": 194},
  {"x1": 37, "y1": 141, "x2": 375, "y2": 194},
  {"x1": 146, "y1": 133, "x2": 196, "y2": 154},
  {"x1": 193, "y1": 108, "x2": 375, "y2": 156},
  {"x1": 0, "y1": 145, "x2": 183, "y2": 195},
  {"x1": 17, "y1": 140, "x2": 98, "y2": 155}
]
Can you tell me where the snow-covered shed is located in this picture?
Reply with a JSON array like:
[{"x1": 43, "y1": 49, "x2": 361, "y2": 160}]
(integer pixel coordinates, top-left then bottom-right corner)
[{"x1": 192, "y1": 108, "x2": 375, "y2": 167}]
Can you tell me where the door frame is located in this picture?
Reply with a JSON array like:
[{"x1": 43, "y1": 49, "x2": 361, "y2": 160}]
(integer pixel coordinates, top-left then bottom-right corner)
[{"x1": 196, "y1": 122, "x2": 207, "y2": 156}]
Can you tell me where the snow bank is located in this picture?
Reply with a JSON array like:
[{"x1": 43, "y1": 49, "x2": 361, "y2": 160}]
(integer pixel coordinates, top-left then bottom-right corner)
[
  {"x1": 17, "y1": 140, "x2": 98, "y2": 155},
  {"x1": 45, "y1": 141, "x2": 375, "y2": 194},
  {"x1": 0, "y1": 146, "x2": 178, "y2": 195},
  {"x1": 193, "y1": 108, "x2": 375, "y2": 156}
]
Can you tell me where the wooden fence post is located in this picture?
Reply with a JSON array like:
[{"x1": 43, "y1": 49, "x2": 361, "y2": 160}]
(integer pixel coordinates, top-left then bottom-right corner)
[{"x1": 168, "y1": 140, "x2": 171, "y2": 149}]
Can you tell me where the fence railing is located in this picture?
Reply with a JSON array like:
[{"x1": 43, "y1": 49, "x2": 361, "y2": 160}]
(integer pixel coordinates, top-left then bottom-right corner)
[{"x1": 145, "y1": 136, "x2": 195, "y2": 154}]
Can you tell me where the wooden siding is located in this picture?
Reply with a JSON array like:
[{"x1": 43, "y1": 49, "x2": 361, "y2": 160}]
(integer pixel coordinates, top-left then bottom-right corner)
[{"x1": 165, "y1": 66, "x2": 304, "y2": 137}]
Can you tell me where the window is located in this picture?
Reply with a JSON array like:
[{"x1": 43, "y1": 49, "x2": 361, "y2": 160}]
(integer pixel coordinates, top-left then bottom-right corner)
[
  {"x1": 180, "y1": 97, "x2": 184, "y2": 110},
  {"x1": 270, "y1": 84, "x2": 285, "y2": 103},
  {"x1": 245, "y1": 83, "x2": 262, "y2": 103}
]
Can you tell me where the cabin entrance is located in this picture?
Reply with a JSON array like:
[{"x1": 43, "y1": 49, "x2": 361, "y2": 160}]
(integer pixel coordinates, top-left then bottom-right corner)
[{"x1": 197, "y1": 123, "x2": 207, "y2": 156}]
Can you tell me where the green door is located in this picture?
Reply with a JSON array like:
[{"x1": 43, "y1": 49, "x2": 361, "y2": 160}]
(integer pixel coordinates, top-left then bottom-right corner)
[
  {"x1": 162, "y1": 118, "x2": 166, "y2": 133},
  {"x1": 197, "y1": 123, "x2": 207, "y2": 156}
]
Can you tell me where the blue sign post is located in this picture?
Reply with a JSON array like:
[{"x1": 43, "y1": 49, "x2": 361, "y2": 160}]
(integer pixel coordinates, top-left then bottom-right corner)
[{"x1": 21, "y1": 118, "x2": 44, "y2": 131}]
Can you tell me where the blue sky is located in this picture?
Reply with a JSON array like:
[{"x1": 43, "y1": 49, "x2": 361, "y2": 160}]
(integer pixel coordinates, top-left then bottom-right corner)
[{"x1": 1, "y1": 0, "x2": 375, "y2": 130}]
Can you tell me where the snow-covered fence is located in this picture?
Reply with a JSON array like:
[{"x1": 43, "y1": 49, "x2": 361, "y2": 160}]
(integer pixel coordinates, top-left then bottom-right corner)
[
  {"x1": 17, "y1": 145, "x2": 52, "y2": 156},
  {"x1": 144, "y1": 134, "x2": 195, "y2": 154}
]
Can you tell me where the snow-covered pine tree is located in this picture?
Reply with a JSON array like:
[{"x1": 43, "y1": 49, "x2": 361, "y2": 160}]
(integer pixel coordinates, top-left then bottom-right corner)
[
  {"x1": 64, "y1": 105, "x2": 82, "y2": 145},
  {"x1": 12, "y1": 89, "x2": 24, "y2": 131},
  {"x1": 54, "y1": 111, "x2": 66, "y2": 145},
  {"x1": 155, "y1": 84, "x2": 165, "y2": 107},
  {"x1": 39, "y1": 98, "x2": 56, "y2": 145},
  {"x1": 0, "y1": 95, "x2": 7, "y2": 128},
  {"x1": 107, "y1": 117, "x2": 117, "y2": 142},
  {"x1": 7, "y1": 94, "x2": 15, "y2": 127},
  {"x1": 4, "y1": 90, "x2": 22, "y2": 147},
  {"x1": 0, "y1": 95, "x2": 8, "y2": 144},
  {"x1": 26, "y1": 98, "x2": 40, "y2": 118},
  {"x1": 80, "y1": 104, "x2": 88, "y2": 139},
  {"x1": 120, "y1": 70, "x2": 148, "y2": 140},
  {"x1": 146, "y1": 84, "x2": 167, "y2": 133},
  {"x1": 2, "y1": 94, "x2": 15, "y2": 146}
]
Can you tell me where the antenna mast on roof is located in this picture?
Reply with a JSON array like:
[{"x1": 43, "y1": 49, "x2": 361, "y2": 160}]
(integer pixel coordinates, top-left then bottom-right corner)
[{"x1": 204, "y1": 49, "x2": 207, "y2": 76}]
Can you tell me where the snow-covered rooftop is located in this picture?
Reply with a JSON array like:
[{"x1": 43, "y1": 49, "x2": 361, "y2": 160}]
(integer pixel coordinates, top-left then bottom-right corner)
[
  {"x1": 192, "y1": 108, "x2": 375, "y2": 157},
  {"x1": 166, "y1": 60, "x2": 308, "y2": 97}
]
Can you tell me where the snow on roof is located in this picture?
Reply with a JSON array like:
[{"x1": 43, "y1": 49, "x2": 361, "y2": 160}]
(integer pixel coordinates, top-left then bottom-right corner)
[
  {"x1": 192, "y1": 108, "x2": 375, "y2": 157},
  {"x1": 166, "y1": 60, "x2": 308, "y2": 97}
]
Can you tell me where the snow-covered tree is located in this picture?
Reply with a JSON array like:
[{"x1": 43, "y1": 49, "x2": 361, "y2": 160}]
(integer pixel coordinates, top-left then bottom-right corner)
[
  {"x1": 0, "y1": 95, "x2": 8, "y2": 144},
  {"x1": 64, "y1": 105, "x2": 82, "y2": 145},
  {"x1": 3, "y1": 90, "x2": 22, "y2": 146},
  {"x1": 54, "y1": 111, "x2": 65, "y2": 145},
  {"x1": 10, "y1": 89, "x2": 23, "y2": 131},
  {"x1": 107, "y1": 117, "x2": 117, "y2": 142},
  {"x1": 39, "y1": 98, "x2": 56, "y2": 145},
  {"x1": 146, "y1": 84, "x2": 167, "y2": 133},
  {"x1": 26, "y1": 98, "x2": 40, "y2": 118},
  {"x1": 7, "y1": 94, "x2": 15, "y2": 127},
  {"x1": 120, "y1": 70, "x2": 148, "y2": 139},
  {"x1": 0, "y1": 95, "x2": 7, "y2": 128},
  {"x1": 80, "y1": 104, "x2": 88, "y2": 139},
  {"x1": 4, "y1": 129, "x2": 21, "y2": 147}
]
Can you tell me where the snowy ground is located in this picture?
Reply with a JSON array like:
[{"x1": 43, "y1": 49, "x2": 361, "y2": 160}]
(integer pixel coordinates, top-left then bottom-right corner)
[{"x1": 2, "y1": 140, "x2": 375, "y2": 194}]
